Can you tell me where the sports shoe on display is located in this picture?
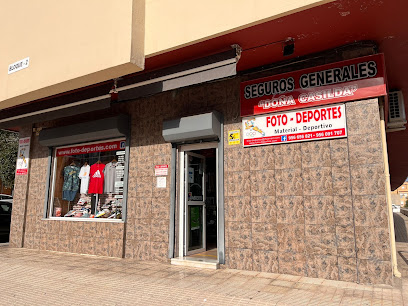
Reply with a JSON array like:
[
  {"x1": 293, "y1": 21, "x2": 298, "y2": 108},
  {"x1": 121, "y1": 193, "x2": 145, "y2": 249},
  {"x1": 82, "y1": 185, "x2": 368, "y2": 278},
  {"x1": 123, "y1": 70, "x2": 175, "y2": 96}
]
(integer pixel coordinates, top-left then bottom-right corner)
[
  {"x1": 81, "y1": 208, "x2": 90, "y2": 218},
  {"x1": 64, "y1": 210, "x2": 76, "y2": 217},
  {"x1": 77, "y1": 198, "x2": 86, "y2": 206},
  {"x1": 95, "y1": 210, "x2": 106, "y2": 218},
  {"x1": 74, "y1": 211, "x2": 83, "y2": 218},
  {"x1": 107, "y1": 212, "x2": 117, "y2": 219}
]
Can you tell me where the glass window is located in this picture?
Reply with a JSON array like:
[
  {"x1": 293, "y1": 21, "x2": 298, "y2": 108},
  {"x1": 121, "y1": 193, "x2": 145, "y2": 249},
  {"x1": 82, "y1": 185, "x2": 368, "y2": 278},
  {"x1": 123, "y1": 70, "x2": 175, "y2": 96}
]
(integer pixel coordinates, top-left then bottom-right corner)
[
  {"x1": 0, "y1": 203, "x2": 11, "y2": 213},
  {"x1": 48, "y1": 139, "x2": 126, "y2": 220}
]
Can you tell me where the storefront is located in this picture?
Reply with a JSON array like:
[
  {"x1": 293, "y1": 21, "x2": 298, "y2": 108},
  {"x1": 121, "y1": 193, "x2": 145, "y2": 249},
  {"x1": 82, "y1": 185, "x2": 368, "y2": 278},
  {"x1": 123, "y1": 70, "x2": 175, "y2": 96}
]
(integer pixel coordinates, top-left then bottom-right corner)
[{"x1": 9, "y1": 47, "x2": 395, "y2": 285}]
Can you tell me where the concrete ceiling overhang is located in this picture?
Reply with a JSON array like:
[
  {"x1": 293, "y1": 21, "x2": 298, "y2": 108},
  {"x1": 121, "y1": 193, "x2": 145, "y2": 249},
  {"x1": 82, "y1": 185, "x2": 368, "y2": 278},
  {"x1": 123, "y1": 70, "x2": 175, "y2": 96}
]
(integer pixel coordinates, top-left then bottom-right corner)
[
  {"x1": 141, "y1": 0, "x2": 408, "y2": 189},
  {"x1": 0, "y1": 0, "x2": 145, "y2": 110}
]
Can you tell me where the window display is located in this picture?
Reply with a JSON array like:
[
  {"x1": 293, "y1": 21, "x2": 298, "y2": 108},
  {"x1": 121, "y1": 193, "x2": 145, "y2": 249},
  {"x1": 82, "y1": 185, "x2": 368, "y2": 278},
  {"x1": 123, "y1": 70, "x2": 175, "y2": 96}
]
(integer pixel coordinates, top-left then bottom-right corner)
[{"x1": 48, "y1": 139, "x2": 127, "y2": 220}]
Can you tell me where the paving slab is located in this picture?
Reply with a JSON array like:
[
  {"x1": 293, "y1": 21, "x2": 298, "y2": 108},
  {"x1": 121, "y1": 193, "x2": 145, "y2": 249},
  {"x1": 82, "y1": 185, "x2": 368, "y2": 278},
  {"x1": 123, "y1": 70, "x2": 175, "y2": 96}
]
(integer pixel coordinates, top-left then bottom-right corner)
[{"x1": 0, "y1": 246, "x2": 403, "y2": 305}]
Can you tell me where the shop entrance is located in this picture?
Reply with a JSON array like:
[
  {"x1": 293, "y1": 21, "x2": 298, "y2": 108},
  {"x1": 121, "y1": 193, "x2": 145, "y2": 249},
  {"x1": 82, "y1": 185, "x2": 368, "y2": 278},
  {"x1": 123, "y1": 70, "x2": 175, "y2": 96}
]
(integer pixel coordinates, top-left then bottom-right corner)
[{"x1": 178, "y1": 143, "x2": 218, "y2": 262}]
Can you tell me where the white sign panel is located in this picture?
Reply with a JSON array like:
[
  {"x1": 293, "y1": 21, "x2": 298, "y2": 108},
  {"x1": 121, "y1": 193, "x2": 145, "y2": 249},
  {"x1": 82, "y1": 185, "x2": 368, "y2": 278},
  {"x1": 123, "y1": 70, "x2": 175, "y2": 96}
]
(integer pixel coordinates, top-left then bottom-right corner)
[
  {"x1": 115, "y1": 181, "x2": 124, "y2": 188},
  {"x1": 155, "y1": 165, "x2": 169, "y2": 176},
  {"x1": 157, "y1": 177, "x2": 166, "y2": 188},
  {"x1": 16, "y1": 137, "x2": 31, "y2": 175},
  {"x1": 8, "y1": 57, "x2": 30, "y2": 74},
  {"x1": 243, "y1": 104, "x2": 347, "y2": 147}
]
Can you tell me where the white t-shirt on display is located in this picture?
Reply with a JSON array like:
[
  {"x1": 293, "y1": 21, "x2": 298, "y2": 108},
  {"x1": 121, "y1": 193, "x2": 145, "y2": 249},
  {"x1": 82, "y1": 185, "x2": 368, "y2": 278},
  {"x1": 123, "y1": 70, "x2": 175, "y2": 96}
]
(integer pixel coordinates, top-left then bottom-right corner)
[{"x1": 78, "y1": 165, "x2": 90, "y2": 194}]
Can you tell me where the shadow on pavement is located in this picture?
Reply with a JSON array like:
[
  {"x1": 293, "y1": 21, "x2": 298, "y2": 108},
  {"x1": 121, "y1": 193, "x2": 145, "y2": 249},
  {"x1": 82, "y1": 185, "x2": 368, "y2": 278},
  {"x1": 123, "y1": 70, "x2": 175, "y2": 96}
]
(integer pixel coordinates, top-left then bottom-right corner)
[
  {"x1": 394, "y1": 213, "x2": 408, "y2": 242},
  {"x1": 398, "y1": 250, "x2": 408, "y2": 266}
]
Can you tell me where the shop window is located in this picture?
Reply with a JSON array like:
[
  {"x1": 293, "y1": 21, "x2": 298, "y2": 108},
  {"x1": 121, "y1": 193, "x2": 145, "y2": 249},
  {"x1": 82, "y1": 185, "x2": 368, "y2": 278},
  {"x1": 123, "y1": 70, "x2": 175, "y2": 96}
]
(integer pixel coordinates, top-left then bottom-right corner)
[{"x1": 48, "y1": 139, "x2": 127, "y2": 220}]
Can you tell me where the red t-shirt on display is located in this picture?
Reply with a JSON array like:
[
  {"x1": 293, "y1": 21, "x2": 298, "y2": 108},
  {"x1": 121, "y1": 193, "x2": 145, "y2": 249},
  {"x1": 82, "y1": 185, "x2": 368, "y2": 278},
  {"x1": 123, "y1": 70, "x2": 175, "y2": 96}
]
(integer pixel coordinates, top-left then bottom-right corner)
[{"x1": 88, "y1": 163, "x2": 105, "y2": 194}]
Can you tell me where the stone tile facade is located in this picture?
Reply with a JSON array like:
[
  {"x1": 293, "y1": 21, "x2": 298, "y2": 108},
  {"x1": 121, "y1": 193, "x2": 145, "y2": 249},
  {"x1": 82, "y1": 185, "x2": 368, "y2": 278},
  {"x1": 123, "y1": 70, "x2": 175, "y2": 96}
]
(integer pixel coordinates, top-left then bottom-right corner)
[
  {"x1": 223, "y1": 94, "x2": 392, "y2": 285},
  {"x1": 9, "y1": 73, "x2": 392, "y2": 285}
]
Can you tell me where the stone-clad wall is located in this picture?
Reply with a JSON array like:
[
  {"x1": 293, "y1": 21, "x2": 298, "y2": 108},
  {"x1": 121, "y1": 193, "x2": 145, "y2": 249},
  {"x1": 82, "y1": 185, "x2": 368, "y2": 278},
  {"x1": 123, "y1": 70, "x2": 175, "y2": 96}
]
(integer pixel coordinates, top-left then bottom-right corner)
[
  {"x1": 223, "y1": 97, "x2": 392, "y2": 285},
  {"x1": 11, "y1": 96, "x2": 174, "y2": 260},
  {"x1": 9, "y1": 126, "x2": 31, "y2": 248},
  {"x1": 9, "y1": 70, "x2": 392, "y2": 284},
  {"x1": 124, "y1": 95, "x2": 173, "y2": 261},
  {"x1": 123, "y1": 80, "x2": 236, "y2": 260}
]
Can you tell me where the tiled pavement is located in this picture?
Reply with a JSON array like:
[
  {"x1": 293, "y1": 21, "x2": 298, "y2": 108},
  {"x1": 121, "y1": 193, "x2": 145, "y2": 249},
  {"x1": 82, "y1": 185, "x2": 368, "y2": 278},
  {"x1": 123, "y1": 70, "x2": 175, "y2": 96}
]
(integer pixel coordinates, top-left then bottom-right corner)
[
  {"x1": 0, "y1": 245, "x2": 404, "y2": 305},
  {"x1": 394, "y1": 212, "x2": 408, "y2": 305}
]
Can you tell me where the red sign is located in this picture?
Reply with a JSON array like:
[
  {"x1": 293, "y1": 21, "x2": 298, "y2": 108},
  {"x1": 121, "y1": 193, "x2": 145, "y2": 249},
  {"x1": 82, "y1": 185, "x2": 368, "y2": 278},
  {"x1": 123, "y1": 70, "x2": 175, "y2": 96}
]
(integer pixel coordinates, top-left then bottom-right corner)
[
  {"x1": 243, "y1": 104, "x2": 347, "y2": 147},
  {"x1": 56, "y1": 140, "x2": 125, "y2": 157},
  {"x1": 240, "y1": 54, "x2": 386, "y2": 117},
  {"x1": 155, "y1": 165, "x2": 169, "y2": 176},
  {"x1": 244, "y1": 129, "x2": 347, "y2": 146}
]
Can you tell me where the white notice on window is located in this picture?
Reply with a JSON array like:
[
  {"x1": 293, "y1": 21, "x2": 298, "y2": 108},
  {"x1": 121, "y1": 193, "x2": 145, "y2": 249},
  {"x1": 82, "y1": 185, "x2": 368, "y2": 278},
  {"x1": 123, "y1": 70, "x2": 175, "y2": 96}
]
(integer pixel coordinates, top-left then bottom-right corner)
[
  {"x1": 115, "y1": 181, "x2": 124, "y2": 188},
  {"x1": 157, "y1": 177, "x2": 166, "y2": 188}
]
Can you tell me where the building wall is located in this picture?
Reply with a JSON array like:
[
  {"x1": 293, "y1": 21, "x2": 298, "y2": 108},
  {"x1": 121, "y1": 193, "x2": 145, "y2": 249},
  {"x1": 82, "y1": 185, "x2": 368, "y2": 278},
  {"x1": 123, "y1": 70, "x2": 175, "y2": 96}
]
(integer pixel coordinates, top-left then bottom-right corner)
[
  {"x1": 21, "y1": 132, "x2": 126, "y2": 256},
  {"x1": 0, "y1": 0, "x2": 333, "y2": 110},
  {"x1": 145, "y1": 0, "x2": 333, "y2": 57},
  {"x1": 391, "y1": 181, "x2": 408, "y2": 206},
  {"x1": 124, "y1": 95, "x2": 173, "y2": 260},
  {"x1": 9, "y1": 74, "x2": 392, "y2": 285},
  {"x1": 9, "y1": 126, "x2": 31, "y2": 248},
  {"x1": 0, "y1": 0, "x2": 145, "y2": 110},
  {"x1": 223, "y1": 94, "x2": 392, "y2": 285}
]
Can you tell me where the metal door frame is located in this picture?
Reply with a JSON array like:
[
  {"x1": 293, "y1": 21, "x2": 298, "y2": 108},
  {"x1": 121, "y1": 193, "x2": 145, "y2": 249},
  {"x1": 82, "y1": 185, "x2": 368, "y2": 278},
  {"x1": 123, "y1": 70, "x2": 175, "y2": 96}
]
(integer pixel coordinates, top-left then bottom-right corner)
[
  {"x1": 185, "y1": 151, "x2": 206, "y2": 255},
  {"x1": 179, "y1": 142, "x2": 218, "y2": 259}
]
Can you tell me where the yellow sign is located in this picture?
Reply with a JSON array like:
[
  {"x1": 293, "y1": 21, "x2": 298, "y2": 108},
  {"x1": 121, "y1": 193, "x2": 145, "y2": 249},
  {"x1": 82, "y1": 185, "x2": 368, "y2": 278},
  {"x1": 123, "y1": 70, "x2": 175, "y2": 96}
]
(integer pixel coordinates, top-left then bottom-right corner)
[{"x1": 228, "y1": 130, "x2": 240, "y2": 145}]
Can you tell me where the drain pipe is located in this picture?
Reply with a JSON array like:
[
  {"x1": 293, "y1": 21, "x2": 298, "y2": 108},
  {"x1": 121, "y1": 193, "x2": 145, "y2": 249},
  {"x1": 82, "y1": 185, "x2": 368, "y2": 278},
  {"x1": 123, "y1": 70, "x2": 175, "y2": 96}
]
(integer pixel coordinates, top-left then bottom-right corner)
[{"x1": 379, "y1": 101, "x2": 401, "y2": 278}]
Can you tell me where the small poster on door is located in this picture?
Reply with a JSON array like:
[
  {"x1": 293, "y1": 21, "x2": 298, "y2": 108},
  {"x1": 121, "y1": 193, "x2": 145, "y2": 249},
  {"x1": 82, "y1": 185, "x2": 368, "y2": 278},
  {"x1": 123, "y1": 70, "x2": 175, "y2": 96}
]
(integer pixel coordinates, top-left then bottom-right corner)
[
  {"x1": 188, "y1": 167, "x2": 194, "y2": 183},
  {"x1": 157, "y1": 177, "x2": 166, "y2": 188}
]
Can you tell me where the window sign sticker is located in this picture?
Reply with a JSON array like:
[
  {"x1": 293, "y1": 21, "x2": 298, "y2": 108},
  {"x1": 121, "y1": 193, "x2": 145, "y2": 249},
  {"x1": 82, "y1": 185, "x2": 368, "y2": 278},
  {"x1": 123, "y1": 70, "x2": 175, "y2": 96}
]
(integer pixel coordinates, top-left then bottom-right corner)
[
  {"x1": 56, "y1": 140, "x2": 124, "y2": 156},
  {"x1": 188, "y1": 167, "x2": 194, "y2": 183}
]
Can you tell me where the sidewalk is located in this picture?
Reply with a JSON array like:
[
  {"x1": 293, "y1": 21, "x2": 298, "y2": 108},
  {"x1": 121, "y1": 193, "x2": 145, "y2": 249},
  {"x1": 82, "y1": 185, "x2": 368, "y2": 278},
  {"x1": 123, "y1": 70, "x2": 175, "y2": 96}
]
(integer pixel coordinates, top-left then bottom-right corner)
[
  {"x1": 0, "y1": 246, "x2": 403, "y2": 305},
  {"x1": 394, "y1": 212, "x2": 408, "y2": 305}
]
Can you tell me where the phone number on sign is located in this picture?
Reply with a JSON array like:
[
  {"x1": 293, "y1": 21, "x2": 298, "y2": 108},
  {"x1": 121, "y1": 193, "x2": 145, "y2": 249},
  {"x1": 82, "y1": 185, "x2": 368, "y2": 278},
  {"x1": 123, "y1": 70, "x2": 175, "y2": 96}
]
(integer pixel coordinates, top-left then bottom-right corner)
[
  {"x1": 244, "y1": 128, "x2": 346, "y2": 146},
  {"x1": 288, "y1": 129, "x2": 344, "y2": 141}
]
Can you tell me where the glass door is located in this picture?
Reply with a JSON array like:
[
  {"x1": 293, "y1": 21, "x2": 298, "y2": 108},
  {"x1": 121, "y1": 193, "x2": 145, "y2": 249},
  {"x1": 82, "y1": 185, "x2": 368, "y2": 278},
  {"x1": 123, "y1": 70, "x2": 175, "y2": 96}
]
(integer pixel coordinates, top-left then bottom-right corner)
[{"x1": 185, "y1": 152, "x2": 206, "y2": 255}]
